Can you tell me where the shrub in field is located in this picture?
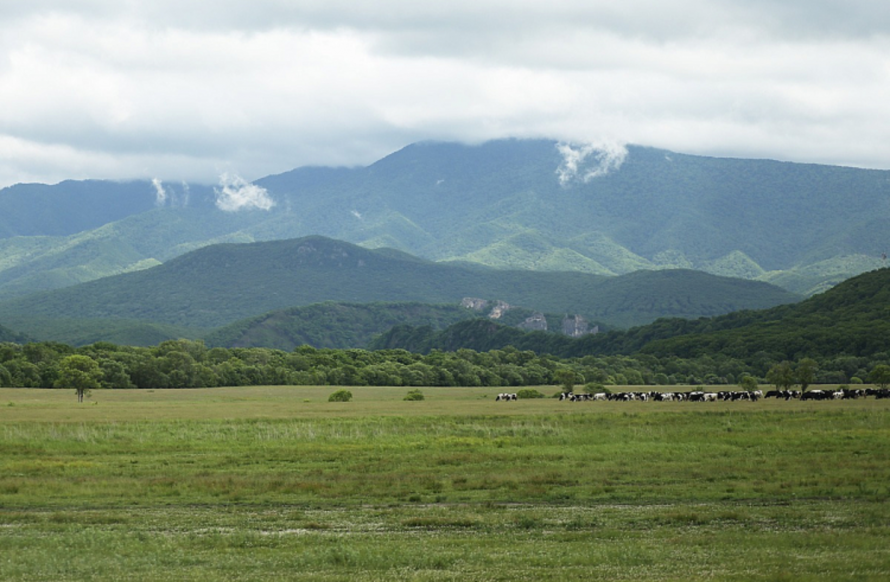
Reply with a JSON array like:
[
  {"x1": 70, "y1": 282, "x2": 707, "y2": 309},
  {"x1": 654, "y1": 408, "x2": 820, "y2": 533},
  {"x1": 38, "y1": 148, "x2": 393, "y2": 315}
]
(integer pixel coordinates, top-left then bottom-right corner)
[
  {"x1": 328, "y1": 389, "x2": 353, "y2": 402},
  {"x1": 584, "y1": 382, "x2": 608, "y2": 394},
  {"x1": 403, "y1": 389, "x2": 425, "y2": 401},
  {"x1": 516, "y1": 388, "x2": 544, "y2": 399}
]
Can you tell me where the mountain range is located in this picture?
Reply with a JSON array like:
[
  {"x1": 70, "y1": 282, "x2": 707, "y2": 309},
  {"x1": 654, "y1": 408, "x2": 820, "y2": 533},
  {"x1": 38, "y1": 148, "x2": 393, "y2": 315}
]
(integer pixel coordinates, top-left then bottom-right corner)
[
  {"x1": 1, "y1": 139, "x2": 888, "y2": 304},
  {"x1": 0, "y1": 236, "x2": 798, "y2": 346}
]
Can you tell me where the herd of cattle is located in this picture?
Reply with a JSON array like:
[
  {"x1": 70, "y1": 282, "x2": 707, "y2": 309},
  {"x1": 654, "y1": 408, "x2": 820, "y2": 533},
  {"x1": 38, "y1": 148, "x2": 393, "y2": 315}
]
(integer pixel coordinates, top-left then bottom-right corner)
[{"x1": 494, "y1": 388, "x2": 890, "y2": 402}]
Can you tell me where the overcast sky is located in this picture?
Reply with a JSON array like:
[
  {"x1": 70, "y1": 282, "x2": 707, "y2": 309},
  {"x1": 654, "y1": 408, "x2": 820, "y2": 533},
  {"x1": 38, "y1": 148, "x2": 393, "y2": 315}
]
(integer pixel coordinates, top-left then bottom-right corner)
[{"x1": 1, "y1": 1, "x2": 888, "y2": 188}]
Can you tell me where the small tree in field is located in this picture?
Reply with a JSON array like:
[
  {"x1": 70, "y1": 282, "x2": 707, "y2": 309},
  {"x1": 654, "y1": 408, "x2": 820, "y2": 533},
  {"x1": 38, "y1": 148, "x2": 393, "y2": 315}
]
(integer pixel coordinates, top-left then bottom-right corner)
[
  {"x1": 738, "y1": 375, "x2": 759, "y2": 392},
  {"x1": 795, "y1": 358, "x2": 819, "y2": 392},
  {"x1": 766, "y1": 361, "x2": 795, "y2": 391},
  {"x1": 555, "y1": 369, "x2": 578, "y2": 393},
  {"x1": 868, "y1": 364, "x2": 890, "y2": 390},
  {"x1": 55, "y1": 355, "x2": 102, "y2": 403}
]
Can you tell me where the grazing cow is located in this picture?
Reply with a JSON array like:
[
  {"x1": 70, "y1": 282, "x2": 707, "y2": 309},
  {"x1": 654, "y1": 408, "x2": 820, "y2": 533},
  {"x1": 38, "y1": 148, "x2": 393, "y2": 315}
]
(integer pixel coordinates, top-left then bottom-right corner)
[{"x1": 801, "y1": 390, "x2": 828, "y2": 401}]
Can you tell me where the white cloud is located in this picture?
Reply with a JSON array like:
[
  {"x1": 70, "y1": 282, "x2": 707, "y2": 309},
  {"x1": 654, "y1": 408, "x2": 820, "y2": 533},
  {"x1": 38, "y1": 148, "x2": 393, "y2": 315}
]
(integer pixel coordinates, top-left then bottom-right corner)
[
  {"x1": 556, "y1": 142, "x2": 628, "y2": 186},
  {"x1": 0, "y1": 1, "x2": 889, "y2": 188},
  {"x1": 214, "y1": 173, "x2": 275, "y2": 212}
]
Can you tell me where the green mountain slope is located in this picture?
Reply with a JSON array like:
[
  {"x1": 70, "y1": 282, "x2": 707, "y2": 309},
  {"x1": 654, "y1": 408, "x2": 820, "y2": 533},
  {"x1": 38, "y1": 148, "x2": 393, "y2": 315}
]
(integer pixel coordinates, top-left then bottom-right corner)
[
  {"x1": 0, "y1": 180, "x2": 160, "y2": 238},
  {"x1": 372, "y1": 267, "x2": 890, "y2": 363},
  {"x1": 1, "y1": 139, "x2": 888, "y2": 299},
  {"x1": 637, "y1": 267, "x2": 890, "y2": 361},
  {"x1": 0, "y1": 205, "x2": 273, "y2": 300},
  {"x1": 204, "y1": 302, "x2": 477, "y2": 351},
  {"x1": 0, "y1": 322, "x2": 30, "y2": 343},
  {"x1": 205, "y1": 298, "x2": 604, "y2": 351},
  {"x1": 0, "y1": 236, "x2": 799, "y2": 342}
]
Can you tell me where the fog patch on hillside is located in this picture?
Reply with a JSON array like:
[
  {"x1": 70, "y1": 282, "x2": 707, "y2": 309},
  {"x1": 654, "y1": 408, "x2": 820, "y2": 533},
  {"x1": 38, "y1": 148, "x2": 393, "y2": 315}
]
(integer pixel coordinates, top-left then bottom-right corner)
[
  {"x1": 556, "y1": 142, "x2": 628, "y2": 186},
  {"x1": 215, "y1": 173, "x2": 275, "y2": 212}
]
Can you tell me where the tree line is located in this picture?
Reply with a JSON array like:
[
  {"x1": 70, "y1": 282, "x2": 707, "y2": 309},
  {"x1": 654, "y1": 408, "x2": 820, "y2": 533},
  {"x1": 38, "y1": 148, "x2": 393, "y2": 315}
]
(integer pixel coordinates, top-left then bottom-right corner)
[{"x1": 2, "y1": 339, "x2": 889, "y2": 395}]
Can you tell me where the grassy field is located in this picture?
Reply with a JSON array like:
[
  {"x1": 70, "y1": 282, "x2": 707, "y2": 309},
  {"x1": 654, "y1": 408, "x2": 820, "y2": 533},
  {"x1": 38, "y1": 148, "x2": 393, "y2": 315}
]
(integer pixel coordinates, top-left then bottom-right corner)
[{"x1": 1, "y1": 385, "x2": 889, "y2": 580}]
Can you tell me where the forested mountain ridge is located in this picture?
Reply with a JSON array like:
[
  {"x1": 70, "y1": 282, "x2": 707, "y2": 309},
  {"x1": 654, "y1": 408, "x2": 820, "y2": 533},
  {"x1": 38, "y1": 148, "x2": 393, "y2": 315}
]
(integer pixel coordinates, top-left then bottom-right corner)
[
  {"x1": 203, "y1": 300, "x2": 596, "y2": 351},
  {"x1": 1, "y1": 139, "x2": 887, "y2": 300},
  {"x1": 636, "y1": 266, "x2": 890, "y2": 361},
  {"x1": 0, "y1": 236, "x2": 799, "y2": 345},
  {"x1": 0, "y1": 322, "x2": 30, "y2": 344},
  {"x1": 371, "y1": 267, "x2": 890, "y2": 364},
  {"x1": 0, "y1": 180, "x2": 161, "y2": 238}
]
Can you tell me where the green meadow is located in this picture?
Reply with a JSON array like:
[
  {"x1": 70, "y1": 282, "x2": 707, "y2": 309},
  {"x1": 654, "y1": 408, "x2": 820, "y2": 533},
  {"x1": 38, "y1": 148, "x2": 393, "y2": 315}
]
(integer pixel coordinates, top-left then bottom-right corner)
[{"x1": 1, "y1": 386, "x2": 889, "y2": 580}]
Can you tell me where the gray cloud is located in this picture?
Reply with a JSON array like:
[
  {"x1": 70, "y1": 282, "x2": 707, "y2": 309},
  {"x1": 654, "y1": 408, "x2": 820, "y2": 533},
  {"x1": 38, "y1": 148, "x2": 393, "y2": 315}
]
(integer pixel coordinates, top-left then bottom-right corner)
[
  {"x1": 8, "y1": 1, "x2": 886, "y2": 40},
  {"x1": 1, "y1": 1, "x2": 889, "y2": 188}
]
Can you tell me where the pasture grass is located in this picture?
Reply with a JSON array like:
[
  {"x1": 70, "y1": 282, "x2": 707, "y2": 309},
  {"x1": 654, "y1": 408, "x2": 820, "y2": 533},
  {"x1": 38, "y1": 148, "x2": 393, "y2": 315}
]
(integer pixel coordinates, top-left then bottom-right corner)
[{"x1": 1, "y1": 386, "x2": 889, "y2": 580}]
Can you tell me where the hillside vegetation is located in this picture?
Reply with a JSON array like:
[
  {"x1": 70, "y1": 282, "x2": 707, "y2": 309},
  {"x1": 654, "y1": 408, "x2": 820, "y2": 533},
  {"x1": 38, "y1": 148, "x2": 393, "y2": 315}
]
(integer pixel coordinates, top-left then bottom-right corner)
[
  {"x1": 1, "y1": 139, "x2": 887, "y2": 299},
  {"x1": 0, "y1": 322, "x2": 29, "y2": 343},
  {"x1": 0, "y1": 236, "x2": 799, "y2": 345},
  {"x1": 638, "y1": 266, "x2": 890, "y2": 361},
  {"x1": 204, "y1": 302, "x2": 479, "y2": 351},
  {"x1": 1, "y1": 270, "x2": 887, "y2": 389},
  {"x1": 372, "y1": 268, "x2": 890, "y2": 363}
]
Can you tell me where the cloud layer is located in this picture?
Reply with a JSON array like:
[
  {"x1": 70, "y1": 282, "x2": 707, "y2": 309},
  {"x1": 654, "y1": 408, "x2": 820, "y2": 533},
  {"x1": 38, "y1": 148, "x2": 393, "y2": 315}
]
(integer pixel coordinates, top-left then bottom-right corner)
[{"x1": 1, "y1": 1, "x2": 888, "y2": 188}]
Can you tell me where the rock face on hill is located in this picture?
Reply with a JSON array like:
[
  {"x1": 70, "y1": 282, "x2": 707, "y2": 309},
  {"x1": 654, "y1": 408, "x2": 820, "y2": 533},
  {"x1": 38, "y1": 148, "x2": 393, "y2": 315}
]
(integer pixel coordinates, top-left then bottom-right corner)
[
  {"x1": 462, "y1": 297, "x2": 597, "y2": 337},
  {"x1": 519, "y1": 313, "x2": 548, "y2": 332},
  {"x1": 562, "y1": 315, "x2": 595, "y2": 338}
]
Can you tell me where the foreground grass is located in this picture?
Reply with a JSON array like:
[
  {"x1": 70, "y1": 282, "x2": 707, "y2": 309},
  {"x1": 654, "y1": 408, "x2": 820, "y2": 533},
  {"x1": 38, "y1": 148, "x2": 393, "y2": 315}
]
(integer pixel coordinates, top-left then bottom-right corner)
[
  {"x1": 1, "y1": 386, "x2": 889, "y2": 580},
  {"x1": 3, "y1": 502, "x2": 887, "y2": 581}
]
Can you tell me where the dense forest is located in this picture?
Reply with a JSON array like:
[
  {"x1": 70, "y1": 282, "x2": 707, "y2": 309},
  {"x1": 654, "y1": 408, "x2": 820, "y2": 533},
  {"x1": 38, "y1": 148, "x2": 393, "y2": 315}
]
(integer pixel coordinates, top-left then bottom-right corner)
[{"x1": 1, "y1": 336, "x2": 886, "y2": 393}]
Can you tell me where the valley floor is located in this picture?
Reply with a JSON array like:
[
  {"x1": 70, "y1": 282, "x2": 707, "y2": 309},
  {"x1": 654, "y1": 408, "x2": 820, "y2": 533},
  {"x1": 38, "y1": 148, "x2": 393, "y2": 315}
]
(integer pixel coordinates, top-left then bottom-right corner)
[{"x1": 1, "y1": 386, "x2": 888, "y2": 580}]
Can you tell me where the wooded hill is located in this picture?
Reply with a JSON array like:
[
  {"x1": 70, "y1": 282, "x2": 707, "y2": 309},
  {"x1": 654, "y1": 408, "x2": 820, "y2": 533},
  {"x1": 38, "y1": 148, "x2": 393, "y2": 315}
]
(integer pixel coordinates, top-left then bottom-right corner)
[
  {"x1": 1, "y1": 139, "x2": 887, "y2": 301},
  {"x1": 204, "y1": 299, "x2": 606, "y2": 352},
  {"x1": 371, "y1": 267, "x2": 890, "y2": 364},
  {"x1": 204, "y1": 302, "x2": 487, "y2": 351},
  {"x1": 0, "y1": 236, "x2": 798, "y2": 346},
  {"x1": 0, "y1": 322, "x2": 29, "y2": 344}
]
